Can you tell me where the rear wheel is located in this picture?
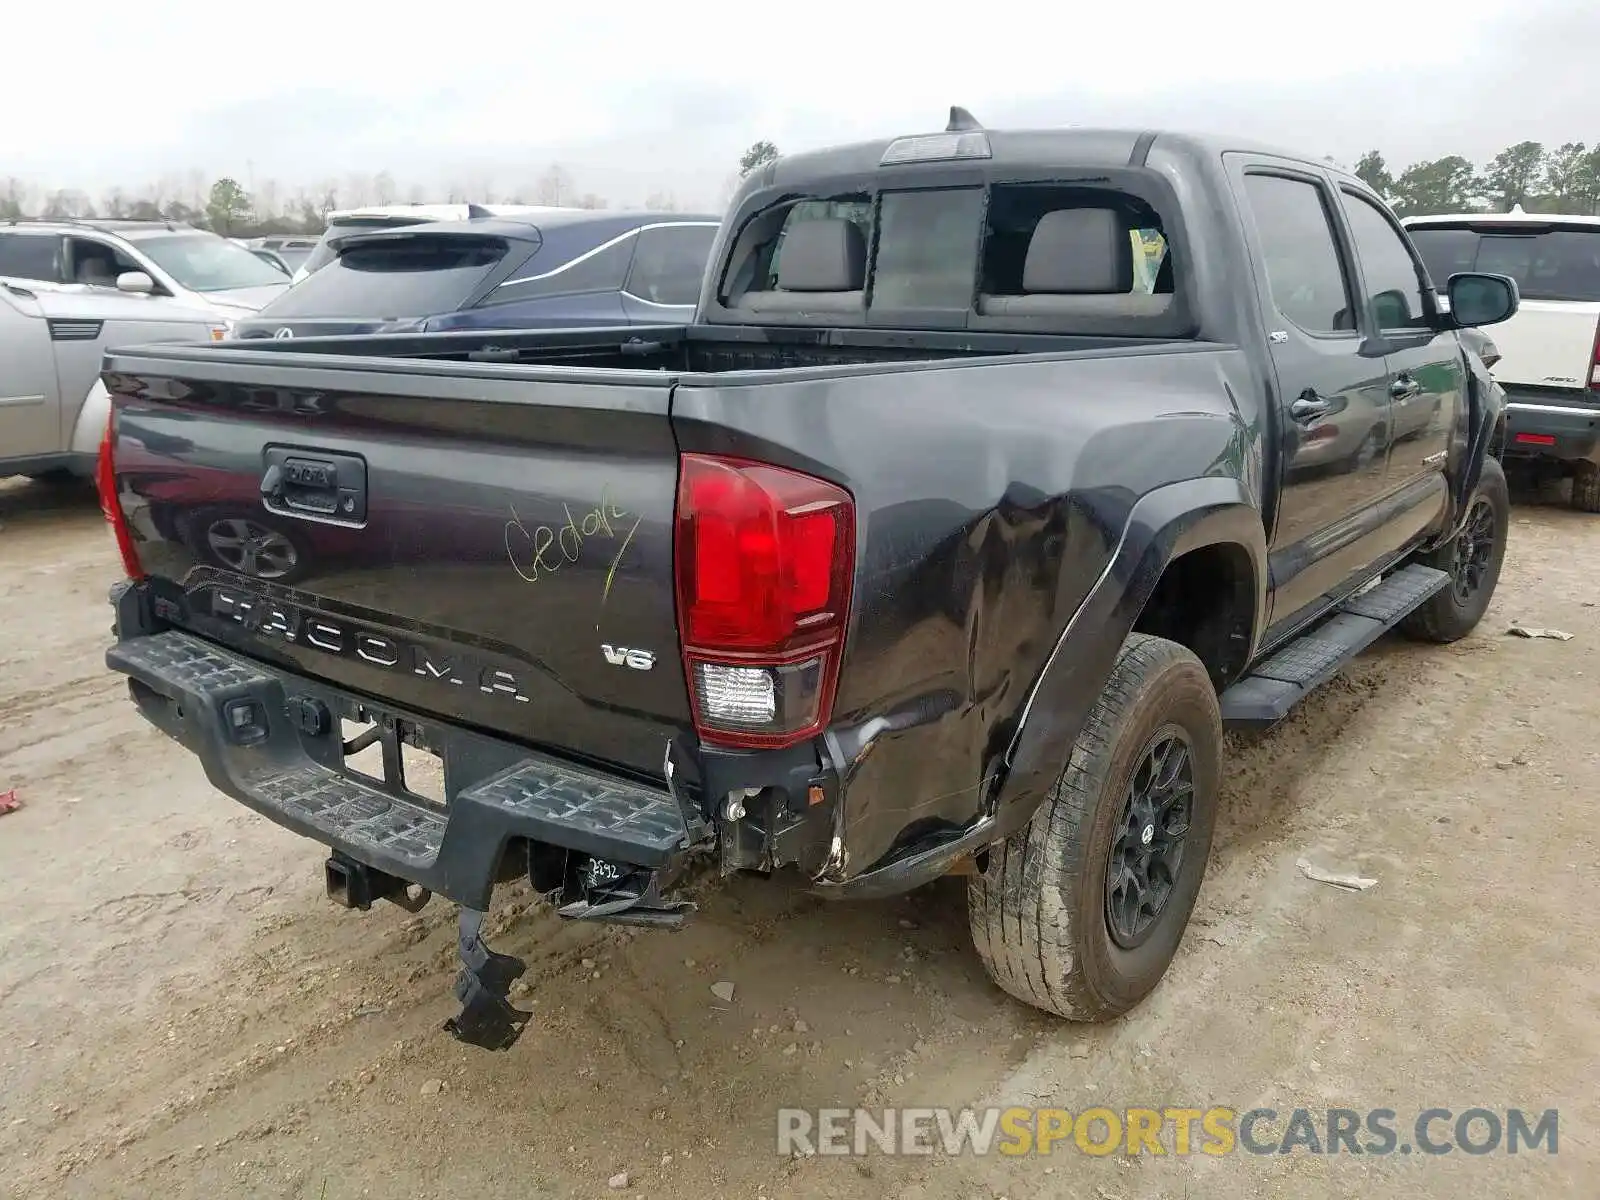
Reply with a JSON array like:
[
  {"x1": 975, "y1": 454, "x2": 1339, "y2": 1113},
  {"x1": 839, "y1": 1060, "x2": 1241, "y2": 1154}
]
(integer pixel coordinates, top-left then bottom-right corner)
[
  {"x1": 1399, "y1": 456, "x2": 1509, "y2": 643},
  {"x1": 967, "y1": 634, "x2": 1222, "y2": 1021},
  {"x1": 1571, "y1": 461, "x2": 1600, "y2": 514}
]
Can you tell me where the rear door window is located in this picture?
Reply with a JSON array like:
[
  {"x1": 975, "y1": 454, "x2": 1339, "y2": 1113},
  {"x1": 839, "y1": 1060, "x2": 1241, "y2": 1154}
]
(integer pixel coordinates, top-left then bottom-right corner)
[
  {"x1": 1408, "y1": 225, "x2": 1600, "y2": 302},
  {"x1": 1241, "y1": 173, "x2": 1355, "y2": 335},
  {"x1": 260, "y1": 234, "x2": 511, "y2": 318},
  {"x1": 624, "y1": 224, "x2": 716, "y2": 306},
  {"x1": 0, "y1": 233, "x2": 64, "y2": 283}
]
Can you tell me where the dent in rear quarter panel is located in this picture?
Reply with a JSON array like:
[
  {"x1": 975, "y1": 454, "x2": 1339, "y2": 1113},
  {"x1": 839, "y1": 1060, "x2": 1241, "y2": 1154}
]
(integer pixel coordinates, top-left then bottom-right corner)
[
  {"x1": 672, "y1": 346, "x2": 1259, "y2": 876},
  {"x1": 104, "y1": 357, "x2": 694, "y2": 781}
]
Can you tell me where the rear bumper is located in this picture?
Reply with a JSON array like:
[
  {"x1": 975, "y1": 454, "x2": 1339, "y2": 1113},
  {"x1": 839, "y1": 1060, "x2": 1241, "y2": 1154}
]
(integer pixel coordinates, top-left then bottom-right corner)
[
  {"x1": 104, "y1": 580, "x2": 991, "y2": 910},
  {"x1": 102, "y1": 582, "x2": 981, "y2": 1048},
  {"x1": 106, "y1": 622, "x2": 703, "y2": 912},
  {"x1": 1502, "y1": 394, "x2": 1600, "y2": 466}
]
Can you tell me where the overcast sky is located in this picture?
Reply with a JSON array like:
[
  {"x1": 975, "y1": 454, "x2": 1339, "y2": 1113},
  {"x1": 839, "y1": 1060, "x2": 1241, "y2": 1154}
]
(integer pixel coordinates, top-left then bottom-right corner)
[{"x1": 8, "y1": 0, "x2": 1596, "y2": 208}]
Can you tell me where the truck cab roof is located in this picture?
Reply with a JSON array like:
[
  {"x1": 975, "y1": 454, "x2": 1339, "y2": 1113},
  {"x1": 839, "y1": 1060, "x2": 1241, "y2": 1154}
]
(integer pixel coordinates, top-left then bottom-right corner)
[{"x1": 755, "y1": 119, "x2": 1354, "y2": 186}]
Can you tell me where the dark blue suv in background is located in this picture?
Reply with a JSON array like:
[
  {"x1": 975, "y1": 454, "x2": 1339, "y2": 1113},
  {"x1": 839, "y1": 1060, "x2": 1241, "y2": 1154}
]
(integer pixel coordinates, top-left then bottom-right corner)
[{"x1": 231, "y1": 209, "x2": 720, "y2": 339}]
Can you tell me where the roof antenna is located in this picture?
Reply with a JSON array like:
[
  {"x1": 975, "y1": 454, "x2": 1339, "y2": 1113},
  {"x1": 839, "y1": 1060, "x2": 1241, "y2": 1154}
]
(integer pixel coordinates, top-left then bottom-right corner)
[
  {"x1": 946, "y1": 106, "x2": 983, "y2": 132},
  {"x1": 465, "y1": 203, "x2": 493, "y2": 219}
]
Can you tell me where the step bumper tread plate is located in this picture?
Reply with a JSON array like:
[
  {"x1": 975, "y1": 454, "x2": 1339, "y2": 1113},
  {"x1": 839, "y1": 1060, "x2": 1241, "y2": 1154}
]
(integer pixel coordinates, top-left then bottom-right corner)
[{"x1": 106, "y1": 629, "x2": 691, "y2": 906}]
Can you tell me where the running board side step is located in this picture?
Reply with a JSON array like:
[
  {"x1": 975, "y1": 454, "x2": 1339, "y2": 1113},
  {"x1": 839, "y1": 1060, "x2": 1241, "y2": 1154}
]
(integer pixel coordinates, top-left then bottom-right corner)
[{"x1": 1219, "y1": 564, "x2": 1450, "y2": 732}]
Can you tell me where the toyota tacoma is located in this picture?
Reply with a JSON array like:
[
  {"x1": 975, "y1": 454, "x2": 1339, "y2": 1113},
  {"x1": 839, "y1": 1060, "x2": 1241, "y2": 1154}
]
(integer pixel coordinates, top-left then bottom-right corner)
[{"x1": 96, "y1": 110, "x2": 1519, "y2": 1048}]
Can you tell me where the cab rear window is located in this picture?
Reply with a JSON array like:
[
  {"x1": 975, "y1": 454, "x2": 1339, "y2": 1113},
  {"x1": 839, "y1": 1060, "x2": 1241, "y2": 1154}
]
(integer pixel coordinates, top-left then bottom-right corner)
[
  {"x1": 870, "y1": 189, "x2": 984, "y2": 311},
  {"x1": 716, "y1": 178, "x2": 1180, "y2": 335}
]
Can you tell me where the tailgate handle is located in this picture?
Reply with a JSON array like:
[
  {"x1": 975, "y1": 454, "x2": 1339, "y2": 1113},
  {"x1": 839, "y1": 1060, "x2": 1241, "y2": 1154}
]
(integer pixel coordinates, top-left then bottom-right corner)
[
  {"x1": 261, "y1": 446, "x2": 368, "y2": 525},
  {"x1": 259, "y1": 462, "x2": 283, "y2": 499}
]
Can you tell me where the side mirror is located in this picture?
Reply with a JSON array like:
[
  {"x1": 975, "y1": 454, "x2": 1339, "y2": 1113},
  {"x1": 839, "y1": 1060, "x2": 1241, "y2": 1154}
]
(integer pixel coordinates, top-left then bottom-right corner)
[
  {"x1": 1446, "y1": 272, "x2": 1519, "y2": 328},
  {"x1": 1371, "y1": 288, "x2": 1411, "y2": 329},
  {"x1": 116, "y1": 271, "x2": 155, "y2": 295}
]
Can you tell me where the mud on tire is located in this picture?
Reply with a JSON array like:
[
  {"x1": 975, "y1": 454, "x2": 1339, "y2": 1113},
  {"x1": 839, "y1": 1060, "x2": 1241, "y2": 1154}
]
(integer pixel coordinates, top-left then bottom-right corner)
[{"x1": 967, "y1": 633, "x2": 1222, "y2": 1021}]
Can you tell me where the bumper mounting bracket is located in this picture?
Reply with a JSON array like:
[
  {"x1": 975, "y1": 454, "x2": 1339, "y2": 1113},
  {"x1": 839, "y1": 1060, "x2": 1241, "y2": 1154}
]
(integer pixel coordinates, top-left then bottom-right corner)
[{"x1": 442, "y1": 907, "x2": 530, "y2": 1051}]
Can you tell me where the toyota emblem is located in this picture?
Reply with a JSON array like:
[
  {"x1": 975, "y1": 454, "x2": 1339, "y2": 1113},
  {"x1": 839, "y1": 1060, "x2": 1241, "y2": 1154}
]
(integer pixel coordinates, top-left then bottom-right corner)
[{"x1": 273, "y1": 327, "x2": 294, "y2": 339}]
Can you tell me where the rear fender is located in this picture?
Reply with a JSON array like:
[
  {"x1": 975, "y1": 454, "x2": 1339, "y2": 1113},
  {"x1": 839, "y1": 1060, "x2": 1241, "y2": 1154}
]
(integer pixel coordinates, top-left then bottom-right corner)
[
  {"x1": 1417, "y1": 347, "x2": 1504, "y2": 553},
  {"x1": 989, "y1": 476, "x2": 1266, "y2": 837}
]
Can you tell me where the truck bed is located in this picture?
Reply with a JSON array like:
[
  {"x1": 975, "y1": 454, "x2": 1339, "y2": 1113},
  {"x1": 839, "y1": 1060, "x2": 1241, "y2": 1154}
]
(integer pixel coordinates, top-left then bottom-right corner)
[{"x1": 111, "y1": 322, "x2": 1188, "y2": 377}]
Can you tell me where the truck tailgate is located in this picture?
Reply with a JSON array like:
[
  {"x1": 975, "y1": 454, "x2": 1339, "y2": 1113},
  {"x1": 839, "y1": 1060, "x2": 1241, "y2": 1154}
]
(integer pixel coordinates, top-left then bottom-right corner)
[
  {"x1": 102, "y1": 348, "x2": 690, "y2": 779},
  {"x1": 1478, "y1": 298, "x2": 1600, "y2": 394}
]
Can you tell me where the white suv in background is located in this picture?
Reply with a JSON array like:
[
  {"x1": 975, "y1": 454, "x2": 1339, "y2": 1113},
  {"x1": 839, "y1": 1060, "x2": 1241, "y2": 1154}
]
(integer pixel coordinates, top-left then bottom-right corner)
[
  {"x1": 0, "y1": 219, "x2": 290, "y2": 481},
  {"x1": 1403, "y1": 209, "x2": 1600, "y2": 511}
]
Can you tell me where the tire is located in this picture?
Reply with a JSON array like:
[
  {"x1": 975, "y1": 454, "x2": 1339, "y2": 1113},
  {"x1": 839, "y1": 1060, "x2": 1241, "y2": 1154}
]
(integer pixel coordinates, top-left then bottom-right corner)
[
  {"x1": 1572, "y1": 461, "x2": 1600, "y2": 514},
  {"x1": 1398, "y1": 456, "x2": 1510, "y2": 643},
  {"x1": 967, "y1": 634, "x2": 1222, "y2": 1021}
]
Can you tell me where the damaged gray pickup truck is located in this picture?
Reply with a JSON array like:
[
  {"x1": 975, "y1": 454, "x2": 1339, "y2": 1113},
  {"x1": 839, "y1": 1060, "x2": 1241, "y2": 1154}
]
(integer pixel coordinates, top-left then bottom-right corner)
[{"x1": 97, "y1": 110, "x2": 1518, "y2": 1048}]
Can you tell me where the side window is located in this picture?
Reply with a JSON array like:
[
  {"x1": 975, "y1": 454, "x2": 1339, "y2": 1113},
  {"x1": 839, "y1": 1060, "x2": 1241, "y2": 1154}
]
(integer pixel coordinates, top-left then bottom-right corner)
[
  {"x1": 1338, "y1": 191, "x2": 1431, "y2": 331},
  {"x1": 489, "y1": 237, "x2": 635, "y2": 305},
  {"x1": 1241, "y1": 174, "x2": 1354, "y2": 335},
  {"x1": 65, "y1": 237, "x2": 142, "y2": 287},
  {"x1": 870, "y1": 188, "x2": 983, "y2": 310},
  {"x1": 0, "y1": 233, "x2": 64, "y2": 283},
  {"x1": 624, "y1": 225, "x2": 716, "y2": 306}
]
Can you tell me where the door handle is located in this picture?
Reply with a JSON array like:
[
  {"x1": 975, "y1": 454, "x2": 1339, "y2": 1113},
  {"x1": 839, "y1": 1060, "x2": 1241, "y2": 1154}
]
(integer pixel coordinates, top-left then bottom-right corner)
[
  {"x1": 1290, "y1": 395, "x2": 1332, "y2": 422},
  {"x1": 1390, "y1": 376, "x2": 1422, "y2": 400}
]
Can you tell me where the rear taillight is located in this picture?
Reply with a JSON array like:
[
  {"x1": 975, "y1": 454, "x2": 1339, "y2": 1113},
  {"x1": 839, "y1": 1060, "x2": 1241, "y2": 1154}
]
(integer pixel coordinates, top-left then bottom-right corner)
[
  {"x1": 95, "y1": 411, "x2": 144, "y2": 581},
  {"x1": 1589, "y1": 317, "x2": 1600, "y2": 392},
  {"x1": 674, "y1": 453, "x2": 855, "y2": 750}
]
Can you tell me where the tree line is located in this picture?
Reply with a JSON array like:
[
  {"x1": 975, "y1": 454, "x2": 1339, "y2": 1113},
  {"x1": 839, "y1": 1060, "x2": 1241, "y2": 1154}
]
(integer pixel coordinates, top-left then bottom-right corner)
[
  {"x1": 1354, "y1": 141, "x2": 1600, "y2": 216},
  {"x1": 6, "y1": 137, "x2": 1593, "y2": 236},
  {"x1": 0, "y1": 142, "x2": 788, "y2": 239}
]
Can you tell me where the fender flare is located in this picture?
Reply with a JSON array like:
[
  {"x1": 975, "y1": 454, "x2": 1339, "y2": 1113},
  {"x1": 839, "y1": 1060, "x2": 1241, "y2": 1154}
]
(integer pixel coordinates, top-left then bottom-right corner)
[
  {"x1": 1445, "y1": 350, "x2": 1506, "y2": 536},
  {"x1": 989, "y1": 476, "x2": 1267, "y2": 836}
]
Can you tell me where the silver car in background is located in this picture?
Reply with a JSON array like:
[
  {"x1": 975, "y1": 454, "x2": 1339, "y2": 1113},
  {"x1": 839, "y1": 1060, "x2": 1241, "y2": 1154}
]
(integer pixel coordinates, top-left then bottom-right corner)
[{"x1": 0, "y1": 218, "x2": 290, "y2": 481}]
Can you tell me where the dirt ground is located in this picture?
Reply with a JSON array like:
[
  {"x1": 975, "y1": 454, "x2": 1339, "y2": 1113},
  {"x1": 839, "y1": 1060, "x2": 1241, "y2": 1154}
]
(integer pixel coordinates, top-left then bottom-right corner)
[{"x1": 2, "y1": 474, "x2": 1596, "y2": 1200}]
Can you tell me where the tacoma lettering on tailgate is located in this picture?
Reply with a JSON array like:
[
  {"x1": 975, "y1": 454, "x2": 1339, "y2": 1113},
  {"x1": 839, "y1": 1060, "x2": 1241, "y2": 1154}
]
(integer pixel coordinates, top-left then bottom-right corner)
[{"x1": 210, "y1": 586, "x2": 531, "y2": 703}]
